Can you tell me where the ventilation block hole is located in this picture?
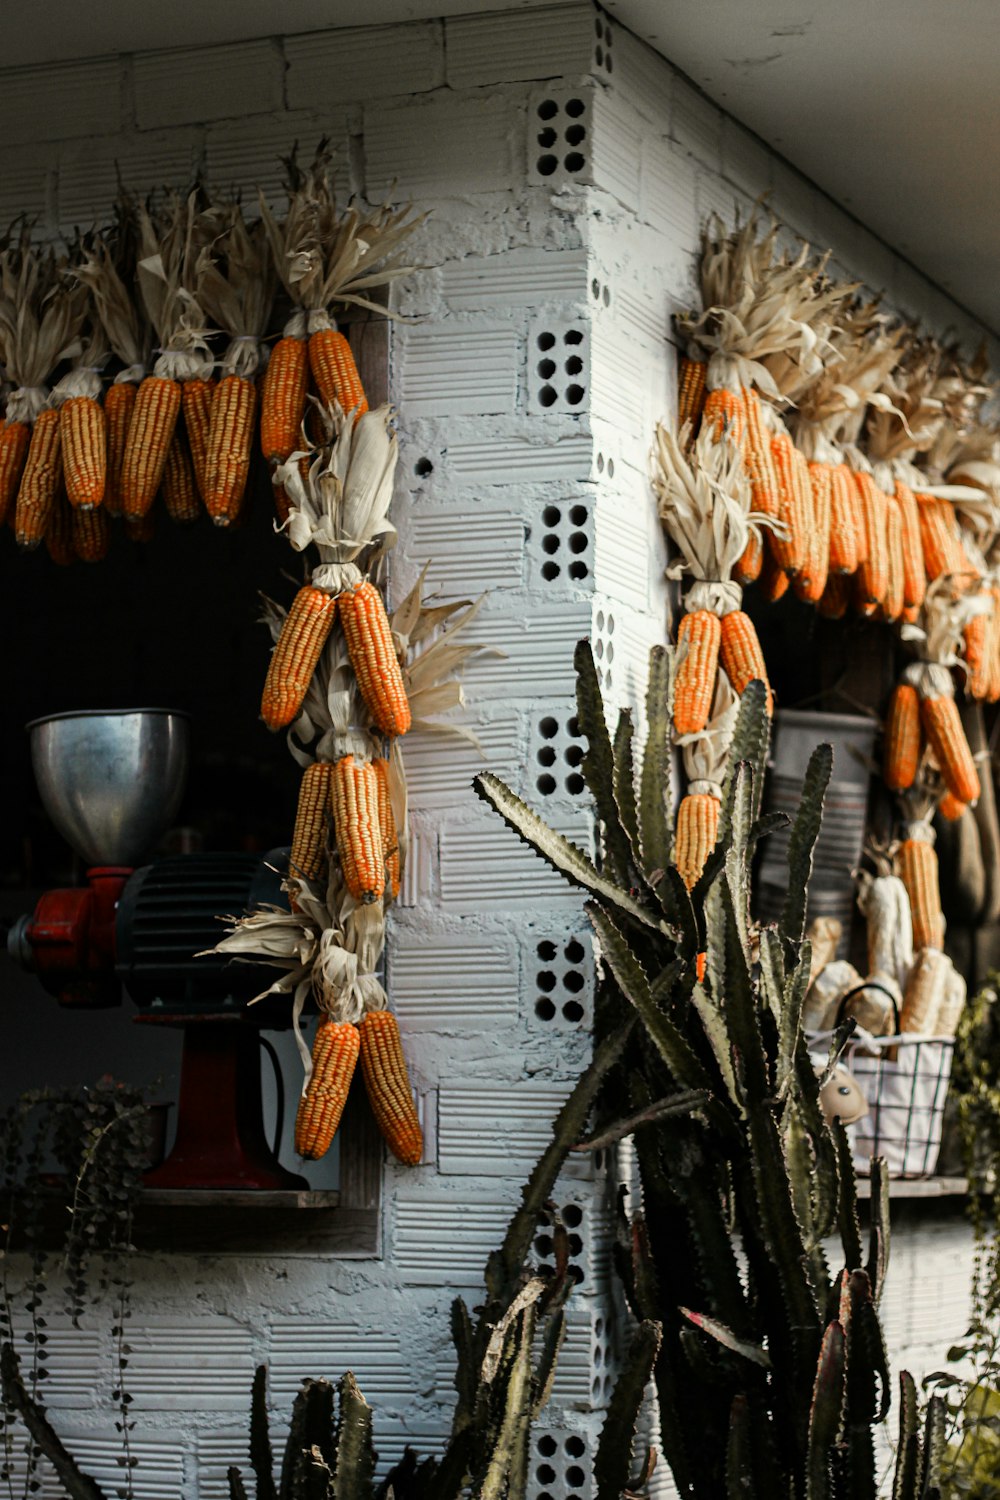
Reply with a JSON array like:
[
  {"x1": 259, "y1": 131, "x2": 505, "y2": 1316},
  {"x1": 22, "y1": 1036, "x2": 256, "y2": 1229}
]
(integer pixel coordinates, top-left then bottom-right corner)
[
  {"x1": 541, "y1": 560, "x2": 561, "y2": 581},
  {"x1": 542, "y1": 504, "x2": 562, "y2": 525},
  {"x1": 566, "y1": 123, "x2": 587, "y2": 146},
  {"x1": 538, "y1": 358, "x2": 556, "y2": 379},
  {"x1": 537, "y1": 745, "x2": 556, "y2": 767},
  {"x1": 537, "y1": 774, "x2": 557, "y2": 795},
  {"x1": 540, "y1": 716, "x2": 558, "y2": 738},
  {"x1": 607, "y1": 457, "x2": 615, "y2": 478},
  {"x1": 537, "y1": 154, "x2": 559, "y2": 176},
  {"x1": 537, "y1": 330, "x2": 556, "y2": 351},
  {"x1": 595, "y1": 639, "x2": 604, "y2": 659},
  {"x1": 539, "y1": 383, "x2": 557, "y2": 406},
  {"x1": 537, "y1": 969, "x2": 557, "y2": 992},
  {"x1": 602, "y1": 284, "x2": 610, "y2": 306},
  {"x1": 563, "y1": 1203, "x2": 583, "y2": 1228},
  {"x1": 591, "y1": 1378, "x2": 601, "y2": 1399},
  {"x1": 566, "y1": 772, "x2": 585, "y2": 795},
  {"x1": 570, "y1": 504, "x2": 587, "y2": 524},
  {"x1": 594, "y1": 15, "x2": 602, "y2": 34},
  {"x1": 542, "y1": 533, "x2": 560, "y2": 555},
  {"x1": 595, "y1": 1317, "x2": 604, "y2": 1336},
  {"x1": 537, "y1": 127, "x2": 558, "y2": 148},
  {"x1": 565, "y1": 355, "x2": 584, "y2": 376},
  {"x1": 595, "y1": 46, "x2": 604, "y2": 66},
  {"x1": 606, "y1": 643, "x2": 615, "y2": 663},
  {"x1": 596, "y1": 610, "x2": 605, "y2": 630},
  {"x1": 537, "y1": 939, "x2": 557, "y2": 960},
  {"x1": 537, "y1": 98, "x2": 559, "y2": 120},
  {"x1": 569, "y1": 561, "x2": 588, "y2": 580},
  {"x1": 567, "y1": 1466, "x2": 586, "y2": 1487},
  {"x1": 565, "y1": 328, "x2": 584, "y2": 346},
  {"x1": 536, "y1": 1465, "x2": 556, "y2": 1485},
  {"x1": 535, "y1": 997, "x2": 555, "y2": 1021},
  {"x1": 569, "y1": 1265, "x2": 584, "y2": 1285},
  {"x1": 564, "y1": 743, "x2": 583, "y2": 766},
  {"x1": 568, "y1": 1233, "x2": 583, "y2": 1256},
  {"x1": 606, "y1": 54, "x2": 614, "y2": 72},
  {"x1": 414, "y1": 457, "x2": 433, "y2": 477},
  {"x1": 567, "y1": 715, "x2": 580, "y2": 736},
  {"x1": 535, "y1": 1234, "x2": 554, "y2": 1257},
  {"x1": 565, "y1": 938, "x2": 585, "y2": 962},
  {"x1": 566, "y1": 1436, "x2": 586, "y2": 1458},
  {"x1": 538, "y1": 1436, "x2": 558, "y2": 1458},
  {"x1": 564, "y1": 968, "x2": 585, "y2": 993},
  {"x1": 596, "y1": 451, "x2": 604, "y2": 472},
  {"x1": 591, "y1": 277, "x2": 600, "y2": 298},
  {"x1": 569, "y1": 530, "x2": 587, "y2": 553},
  {"x1": 566, "y1": 382, "x2": 585, "y2": 405},
  {"x1": 606, "y1": 614, "x2": 616, "y2": 634},
  {"x1": 566, "y1": 97, "x2": 586, "y2": 117}
]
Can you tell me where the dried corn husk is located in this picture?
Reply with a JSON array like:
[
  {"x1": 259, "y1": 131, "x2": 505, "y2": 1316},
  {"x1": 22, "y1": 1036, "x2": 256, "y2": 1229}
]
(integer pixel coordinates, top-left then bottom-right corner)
[
  {"x1": 806, "y1": 917, "x2": 842, "y2": 986},
  {"x1": 936, "y1": 960, "x2": 967, "y2": 1037},
  {"x1": 803, "y1": 959, "x2": 863, "y2": 1031},
  {"x1": 900, "y1": 947, "x2": 951, "y2": 1034},
  {"x1": 134, "y1": 192, "x2": 213, "y2": 382},
  {"x1": 196, "y1": 201, "x2": 275, "y2": 378},
  {"x1": 841, "y1": 974, "x2": 900, "y2": 1039},
  {"x1": 74, "y1": 222, "x2": 150, "y2": 383},
  {"x1": 0, "y1": 235, "x2": 87, "y2": 423},
  {"x1": 856, "y1": 872, "x2": 913, "y2": 991}
]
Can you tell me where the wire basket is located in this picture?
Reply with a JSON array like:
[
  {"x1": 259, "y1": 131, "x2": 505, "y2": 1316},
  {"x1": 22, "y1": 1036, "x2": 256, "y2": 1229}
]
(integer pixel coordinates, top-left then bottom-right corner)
[{"x1": 809, "y1": 1032, "x2": 955, "y2": 1179}]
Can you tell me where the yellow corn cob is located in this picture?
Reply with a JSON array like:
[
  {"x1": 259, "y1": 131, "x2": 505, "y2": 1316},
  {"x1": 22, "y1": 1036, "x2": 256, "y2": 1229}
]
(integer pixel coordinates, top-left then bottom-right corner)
[
  {"x1": 742, "y1": 389, "x2": 781, "y2": 525},
  {"x1": 827, "y1": 463, "x2": 861, "y2": 575},
  {"x1": 14, "y1": 410, "x2": 62, "y2": 550},
  {"x1": 260, "y1": 336, "x2": 308, "y2": 464},
  {"x1": 71, "y1": 502, "x2": 111, "y2": 563},
  {"x1": 677, "y1": 357, "x2": 708, "y2": 434},
  {"x1": 673, "y1": 610, "x2": 721, "y2": 736},
  {"x1": 921, "y1": 694, "x2": 980, "y2": 805},
  {"x1": 701, "y1": 387, "x2": 746, "y2": 445},
  {"x1": 793, "y1": 459, "x2": 832, "y2": 604},
  {"x1": 60, "y1": 395, "x2": 107, "y2": 511},
  {"x1": 0, "y1": 419, "x2": 29, "y2": 525},
  {"x1": 938, "y1": 790, "x2": 966, "y2": 822},
  {"x1": 294, "y1": 1019, "x2": 360, "y2": 1160},
  {"x1": 331, "y1": 754, "x2": 385, "y2": 904},
  {"x1": 897, "y1": 836, "x2": 944, "y2": 951},
  {"x1": 893, "y1": 480, "x2": 926, "y2": 610},
  {"x1": 881, "y1": 495, "x2": 904, "y2": 623},
  {"x1": 289, "y1": 762, "x2": 334, "y2": 886},
  {"x1": 261, "y1": 586, "x2": 338, "y2": 731},
  {"x1": 205, "y1": 375, "x2": 257, "y2": 525},
  {"x1": 759, "y1": 544, "x2": 790, "y2": 603},
  {"x1": 817, "y1": 572, "x2": 850, "y2": 620},
  {"x1": 309, "y1": 329, "x2": 369, "y2": 422},
  {"x1": 338, "y1": 581, "x2": 412, "y2": 738},
  {"x1": 734, "y1": 528, "x2": 763, "y2": 587},
  {"x1": 852, "y1": 472, "x2": 889, "y2": 610},
  {"x1": 103, "y1": 383, "x2": 136, "y2": 518},
  {"x1": 719, "y1": 610, "x2": 772, "y2": 712},
  {"x1": 44, "y1": 488, "x2": 74, "y2": 567},
  {"x1": 120, "y1": 375, "x2": 182, "y2": 519},
  {"x1": 182, "y1": 377, "x2": 215, "y2": 503},
  {"x1": 768, "y1": 432, "x2": 805, "y2": 575},
  {"x1": 964, "y1": 607, "x2": 990, "y2": 701},
  {"x1": 674, "y1": 792, "x2": 720, "y2": 891},
  {"x1": 358, "y1": 1009, "x2": 423, "y2": 1165},
  {"x1": 373, "y1": 757, "x2": 401, "y2": 901},
  {"x1": 160, "y1": 431, "x2": 201, "y2": 524},
  {"x1": 883, "y1": 683, "x2": 920, "y2": 792},
  {"x1": 916, "y1": 495, "x2": 961, "y2": 582}
]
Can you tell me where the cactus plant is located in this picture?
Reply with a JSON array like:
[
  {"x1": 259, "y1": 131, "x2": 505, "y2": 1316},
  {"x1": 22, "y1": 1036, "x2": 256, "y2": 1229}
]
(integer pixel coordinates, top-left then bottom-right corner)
[{"x1": 474, "y1": 640, "x2": 942, "y2": 1499}]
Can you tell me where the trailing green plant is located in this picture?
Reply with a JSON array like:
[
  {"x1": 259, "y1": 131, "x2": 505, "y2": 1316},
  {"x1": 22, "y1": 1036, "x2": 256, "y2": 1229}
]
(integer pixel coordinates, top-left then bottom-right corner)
[
  {"x1": 475, "y1": 640, "x2": 942, "y2": 1499},
  {"x1": 0, "y1": 1079, "x2": 151, "y2": 1500}
]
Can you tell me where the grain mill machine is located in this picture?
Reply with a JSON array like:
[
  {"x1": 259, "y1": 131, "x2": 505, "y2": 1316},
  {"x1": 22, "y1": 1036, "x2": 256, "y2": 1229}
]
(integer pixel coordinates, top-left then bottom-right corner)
[{"x1": 7, "y1": 708, "x2": 305, "y2": 1190}]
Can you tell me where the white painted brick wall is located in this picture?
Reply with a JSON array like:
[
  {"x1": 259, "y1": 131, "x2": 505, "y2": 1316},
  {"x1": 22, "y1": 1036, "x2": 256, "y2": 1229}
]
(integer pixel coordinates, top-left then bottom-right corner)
[{"x1": 1, "y1": 7, "x2": 993, "y2": 1498}]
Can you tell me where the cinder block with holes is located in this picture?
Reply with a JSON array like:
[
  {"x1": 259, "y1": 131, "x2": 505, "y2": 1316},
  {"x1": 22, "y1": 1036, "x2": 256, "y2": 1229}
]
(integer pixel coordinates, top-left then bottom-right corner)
[
  {"x1": 529, "y1": 318, "x2": 590, "y2": 416},
  {"x1": 533, "y1": 1189, "x2": 613, "y2": 1296},
  {"x1": 527, "y1": 498, "x2": 593, "y2": 589},
  {"x1": 529, "y1": 87, "x2": 594, "y2": 188},
  {"x1": 530, "y1": 929, "x2": 593, "y2": 1031},
  {"x1": 550, "y1": 1305, "x2": 620, "y2": 1409},
  {"x1": 530, "y1": 1426, "x2": 595, "y2": 1500}
]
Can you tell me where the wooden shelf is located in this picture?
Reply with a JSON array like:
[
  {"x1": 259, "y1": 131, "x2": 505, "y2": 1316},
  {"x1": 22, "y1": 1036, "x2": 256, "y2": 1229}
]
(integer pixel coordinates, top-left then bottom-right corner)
[
  {"x1": 855, "y1": 1175, "x2": 967, "y2": 1200},
  {"x1": 139, "y1": 1188, "x2": 340, "y2": 1210}
]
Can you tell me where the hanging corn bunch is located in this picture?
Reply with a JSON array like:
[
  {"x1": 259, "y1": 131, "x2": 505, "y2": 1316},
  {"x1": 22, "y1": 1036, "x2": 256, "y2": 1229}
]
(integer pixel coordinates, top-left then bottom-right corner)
[{"x1": 673, "y1": 671, "x2": 738, "y2": 891}]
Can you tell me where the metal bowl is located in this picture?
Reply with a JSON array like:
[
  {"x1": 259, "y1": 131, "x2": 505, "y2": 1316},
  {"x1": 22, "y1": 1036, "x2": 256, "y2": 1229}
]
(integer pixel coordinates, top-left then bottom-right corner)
[{"x1": 27, "y1": 709, "x2": 190, "y2": 867}]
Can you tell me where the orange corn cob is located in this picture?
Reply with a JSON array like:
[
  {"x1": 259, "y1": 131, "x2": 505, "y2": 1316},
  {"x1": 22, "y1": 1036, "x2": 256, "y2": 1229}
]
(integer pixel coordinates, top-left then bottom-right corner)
[
  {"x1": 120, "y1": 375, "x2": 182, "y2": 519},
  {"x1": 719, "y1": 610, "x2": 772, "y2": 712},
  {"x1": 759, "y1": 544, "x2": 790, "y2": 603},
  {"x1": 358, "y1": 1009, "x2": 423, "y2": 1165},
  {"x1": 793, "y1": 460, "x2": 832, "y2": 604},
  {"x1": 205, "y1": 375, "x2": 257, "y2": 525},
  {"x1": 289, "y1": 762, "x2": 334, "y2": 886},
  {"x1": 338, "y1": 581, "x2": 412, "y2": 738},
  {"x1": 260, "y1": 336, "x2": 308, "y2": 464},
  {"x1": 768, "y1": 432, "x2": 805, "y2": 575},
  {"x1": 921, "y1": 694, "x2": 980, "y2": 805},
  {"x1": 673, "y1": 610, "x2": 721, "y2": 736},
  {"x1": 696, "y1": 952, "x2": 707, "y2": 984},
  {"x1": 883, "y1": 684, "x2": 921, "y2": 792},
  {"x1": 964, "y1": 608, "x2": 990, "y2": 701},
  {"x1": 916, "y1": 495, "x2": 961, "y2": 582},
  {"x1": 881, "y1": 495, "x2": 904, "y2": 623},
  {"x1": 124, "y1": 508, "x2": 156, "y2": 543},
  {"x1": 373, "y1": 757, "x2": 401, "y2": 901},
  {"x1": 742, "y1": 389, "x2": 781, "y2": 524},
  {"x1": 817, "y1": 572, "x2": 851, "y2": 620},
  {"x1": 988, "y1": 587, "x2": 1000, "y2": 703},
  {"x1": 330, "y1": 754, "x2": 385, "y2": 905},
  {"x1": 674, "y1": 792, "x2": 720, "y2": 891},
  {"x1": 182, "y1": 377, "x2": 215, "y2": 502},
  {"x1": 897, "y1": 836, "x2": 945, "y2": 951},
  {"x1": 60, "y1": 395, "x2": 107, "y2": 511},
  {"x1": 160, "y1": 431, "x2": 201, "y2": 524},
  {"x1": 103, "y1": 383, "x2": 136, "y2": 518},
  {"x1": 677, "y1": 357, "x2": 708, "y2": 434},
  {"x1": 702, "y1": 387, "x2": 746, "y2": 445},
  {"x1": 734, "y1": 528, "x2": 763, "y2": 586},
  {"x1": 852, "y1": 472, "x2": 889, "y2": 611},
  {"x1": 44, "y1": 489, "x2": 74, "y2": 567},
  {"x1": 14, "y1": 410, "x2": 62, "y2": 550},
  {"x1": 71, "y1": 503, "x2": 111, "y2": 563},
  {"x1": 261, "y1": 586, "x2": 338, "y2": 731},
  {"x1": 0, "y1": 420, "x2": 29, "y2": 525},
  {"x1": 938, "y1": 790, "x2": 966, "y2": 822},
  {"x1": 309, "y1": 329, "x2": 369, "y2": 422},
  {"x1": 294, "y1": 1019, "x2": 360, "y2": 1160},
  {"x1": 893, "y1": 481, "x2": 926, "y2": 610},
  {"x1": 827, "y1": 464, "x2": 861, "y2": 575}
]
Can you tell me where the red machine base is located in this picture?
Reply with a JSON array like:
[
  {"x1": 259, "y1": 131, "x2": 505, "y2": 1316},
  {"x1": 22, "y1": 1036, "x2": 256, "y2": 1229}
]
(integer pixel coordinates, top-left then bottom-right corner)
[{"x1": 144, "y1": 1022, "x2": 307, "y2": 1191}]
